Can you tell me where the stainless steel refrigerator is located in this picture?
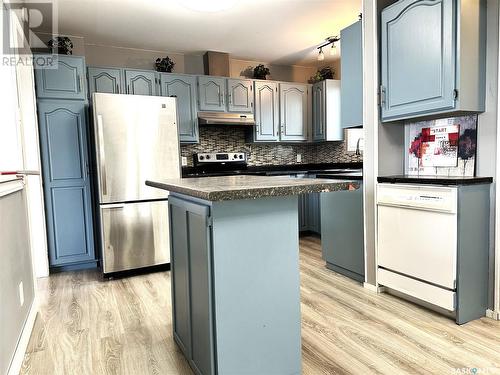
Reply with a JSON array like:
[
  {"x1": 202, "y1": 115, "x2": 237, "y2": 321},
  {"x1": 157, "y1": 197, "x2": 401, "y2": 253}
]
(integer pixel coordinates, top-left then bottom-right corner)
[{"x1": 92, "y1": 93, "x2": 181, "y2": 275}]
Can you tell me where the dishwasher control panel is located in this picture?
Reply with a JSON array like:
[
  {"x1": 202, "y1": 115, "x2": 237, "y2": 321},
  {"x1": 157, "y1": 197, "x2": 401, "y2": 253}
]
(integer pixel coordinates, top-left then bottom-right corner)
[{"x1": 377, "y1": 184, "x2": 457, "y2": 213}]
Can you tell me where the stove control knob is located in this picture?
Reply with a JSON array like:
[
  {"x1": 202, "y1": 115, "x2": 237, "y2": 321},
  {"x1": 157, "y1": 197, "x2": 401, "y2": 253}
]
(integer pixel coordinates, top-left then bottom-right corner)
[
  {"x1": 199, "y1": 155, "x2": 205, "y2": 161},
  {"x1": 239, "y1": 154, "x2": 244, "y2": 159},
  {"x1": 206, "y1": 155, "x2": 211, "y2": 160},
  {"x1": 233, "y1": 154, "x2": 238, "y2": 159}
]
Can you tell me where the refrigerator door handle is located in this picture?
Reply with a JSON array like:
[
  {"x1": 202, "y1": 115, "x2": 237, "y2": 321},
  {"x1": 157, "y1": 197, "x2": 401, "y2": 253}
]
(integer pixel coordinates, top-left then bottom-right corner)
[
  {"x1": 96, "y1": 114, "x2": 107, "y2": 196},
  {"x1": 102, "y1": 204, "x2": 125, "y2": 209}
]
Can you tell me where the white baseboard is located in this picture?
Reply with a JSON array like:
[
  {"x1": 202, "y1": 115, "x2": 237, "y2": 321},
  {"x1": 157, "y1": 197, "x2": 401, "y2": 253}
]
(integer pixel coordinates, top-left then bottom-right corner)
[
  {"x1": 486, "y1": 309, "x2": 500, "y2": 320},
  {"x1": 8, "y1": 297, "x2": 38, "y2": 375}
]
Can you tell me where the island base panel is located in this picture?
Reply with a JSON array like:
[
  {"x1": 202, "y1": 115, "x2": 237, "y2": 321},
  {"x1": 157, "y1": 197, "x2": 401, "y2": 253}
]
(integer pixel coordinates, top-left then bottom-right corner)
[{"x1": 169, "y1": 193, "x2": 302, "y2": 375}]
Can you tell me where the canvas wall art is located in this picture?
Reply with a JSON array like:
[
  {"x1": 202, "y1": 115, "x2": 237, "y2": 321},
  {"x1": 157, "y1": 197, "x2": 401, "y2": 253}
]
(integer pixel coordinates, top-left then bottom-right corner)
[{"x1": 406, "y1": 115, "x2": 477, "y2": 177}]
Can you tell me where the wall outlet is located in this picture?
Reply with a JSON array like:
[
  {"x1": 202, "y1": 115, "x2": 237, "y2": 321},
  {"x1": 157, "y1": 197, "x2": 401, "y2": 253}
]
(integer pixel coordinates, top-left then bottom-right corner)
[
  {"x1": 19, "y1": 281, "x2": 24, "y2": 307},
  {"x1": 181, "y1": 156, "x2": 188, "y2": 166},
  {"x1": 296, "y1": 153, "x2": 302, "y2": 163}
]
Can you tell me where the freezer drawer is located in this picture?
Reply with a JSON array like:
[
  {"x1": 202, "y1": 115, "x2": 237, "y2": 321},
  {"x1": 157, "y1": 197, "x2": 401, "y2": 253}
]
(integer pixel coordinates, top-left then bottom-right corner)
[{"x1": 101, "y1": 200, "x2": 170, "y2": 274}]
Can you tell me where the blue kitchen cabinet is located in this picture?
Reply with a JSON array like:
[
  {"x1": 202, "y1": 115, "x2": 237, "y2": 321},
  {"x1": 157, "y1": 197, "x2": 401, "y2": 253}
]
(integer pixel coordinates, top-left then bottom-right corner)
[
  {"x1": 341, "y1": 20, "x2": 363, "y2": 128},
  {"x1": 169, "y1": 196, "x2": 215, "y2": 375},
  {"x1": 160, "y1": 74, "x2": 199, "y2": 143},
  {"x1": 279, "y1": 83, "x2": 309, "y2": 141},
  {"x1": 312, "y1": 80, "x2": 342, "y2": 142},
  {"x1": 381, "y1": 0, "x2": 486, "y2": 122},
  {"x1": 308, "y1": 192, "x2": 321, "y2": 234},
  {"x1": 321, "y1": 183, "x2": 364, "y2": 282},
  {"x1": 124, "y1": 69, "x2": 158, "y2": 96},
  {"x1": 253, "y1": 81, "x2": 279, "y2": 142},
  {"x1": 87, "y1": 67, "x2": 123, "y2": 98},
  {"x1": 227, "y1": 78, "x2": 253, "y2": 113},
  {"x1": 312, "y1": 81, "x2": 325, "y2": 141},
  {"x1": 298, "y1": 194, "x2": 309, "y2": 232},
  {"x1": 37, "y1": 100, "x2": 96, "y2": 267},
  {"x1": 198, "y1": 76, "x2": 226, "y2": 111},
  {"x1": 167, "y1": 192, "x2": 302, "y2": 374},
  {"x1": 34, "y1": 55, "x2": 87, "y2": 100}
]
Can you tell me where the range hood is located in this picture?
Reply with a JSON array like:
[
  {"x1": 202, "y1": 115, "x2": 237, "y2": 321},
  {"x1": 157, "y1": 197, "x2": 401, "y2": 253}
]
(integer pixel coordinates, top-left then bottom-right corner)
[{"x1": 198, "y1": 112, "x2": 255, "y2": 126}]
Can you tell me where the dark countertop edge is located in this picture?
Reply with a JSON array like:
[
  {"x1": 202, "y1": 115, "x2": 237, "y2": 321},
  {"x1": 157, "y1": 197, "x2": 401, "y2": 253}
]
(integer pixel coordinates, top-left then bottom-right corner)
[
  {"x1": 377, "y1": 175, "x2": 493, "y2": 186},
  {"x1": 316, "y1": 174, "x2": 363, "y2": 181},
  {"x1": 146, "y1": 180, "x2": 357, "y2": 202},
  {"x1": 182, "y1": 162, "x2": 363, "y2": 177}
]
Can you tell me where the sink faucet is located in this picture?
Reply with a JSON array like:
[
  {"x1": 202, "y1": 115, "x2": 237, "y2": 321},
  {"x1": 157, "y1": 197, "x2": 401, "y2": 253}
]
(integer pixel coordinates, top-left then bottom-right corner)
[{"x1": 355, "y1": 137, "x2": 364, "y2": 156}]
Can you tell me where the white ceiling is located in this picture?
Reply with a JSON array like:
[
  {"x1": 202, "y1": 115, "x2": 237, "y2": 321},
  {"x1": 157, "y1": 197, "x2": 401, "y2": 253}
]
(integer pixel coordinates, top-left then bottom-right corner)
[{"x1": 48, "y1": 0, "x2": 361, "y2": 66}]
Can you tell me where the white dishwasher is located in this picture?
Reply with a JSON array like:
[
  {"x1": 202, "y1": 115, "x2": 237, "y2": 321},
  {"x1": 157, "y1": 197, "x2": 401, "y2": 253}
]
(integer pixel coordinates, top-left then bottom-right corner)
[{"x1": 377, "y1": 183, "x2": 458, "y2": 311}]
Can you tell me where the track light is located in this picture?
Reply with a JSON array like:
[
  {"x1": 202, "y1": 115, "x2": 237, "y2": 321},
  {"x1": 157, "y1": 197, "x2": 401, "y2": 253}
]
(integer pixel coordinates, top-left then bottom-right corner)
[
  {"x1": 318, "y1": 48, "x2": 325, "y2": 61},
  {"x1": 317, "y1": 36, "x2": 340, "y2": 60},
  {"x1": 330, "y1": 43, "x2": 337, "y2": 56}
]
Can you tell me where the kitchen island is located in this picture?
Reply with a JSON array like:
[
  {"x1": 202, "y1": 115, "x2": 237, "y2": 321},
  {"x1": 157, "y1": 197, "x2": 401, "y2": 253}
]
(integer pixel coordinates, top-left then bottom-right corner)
[{"x1": 146, "y1": 175, "x2": 358, "y2": 375}]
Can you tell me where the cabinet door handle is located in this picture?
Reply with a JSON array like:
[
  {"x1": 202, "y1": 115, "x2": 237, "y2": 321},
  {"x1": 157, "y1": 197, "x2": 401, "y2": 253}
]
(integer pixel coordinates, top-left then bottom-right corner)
[
  {"x1": 76, "y1": 74, "x2": 81, "y2": 92},
  {"x1": 115, "y1": 83, "x2": 119, "y2": 93},
  {"x1": 228, "y1": 93, "x2": 232, "y2": 105},
  {"x1": 127, "y1": 84, "x2": 131, "y2": 94}
]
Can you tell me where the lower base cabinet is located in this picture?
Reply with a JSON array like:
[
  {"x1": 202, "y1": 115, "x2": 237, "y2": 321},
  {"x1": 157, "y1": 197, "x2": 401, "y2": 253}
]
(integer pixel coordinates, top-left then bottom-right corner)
[
  {"x1": 321, "y1": 183, "x2": 364, "y2": 282},
  {"x1": 298, "y1": 193, "x2": 321, "y2": 234},
  {"x1": 169, "y1": 196, "x2": 215, "y2": 375},
  {"x1": 168, "y1": 193, "x2": 302, "y2": 375}
]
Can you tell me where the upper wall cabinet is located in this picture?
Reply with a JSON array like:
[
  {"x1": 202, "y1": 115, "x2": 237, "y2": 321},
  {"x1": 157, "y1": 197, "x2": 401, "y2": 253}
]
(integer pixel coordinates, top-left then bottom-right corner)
[
  {"x1": 198, "y1": 76, "x2": 226, "y2": 111},
  {"x1": 341, "y1": 20, "x2": 363, "y2": 128},
  {"x1": 87, "y1": 67, "x2": 123, "y2": 99},
  {"x1": 124, "y1": 69, "x2": 158, "y2": 96},
  {"x1": 312, "y1": 80, "x2": 342, "y2": 142},
  {"x1": 312, "y1": 82, "x2": 325, "y2": 141},
  {"x1": 254, "y1": 81, "x2": 279, "y2": 142},
  {"x1": 279, "y1": 83, "x2": 309, "y2": 142},
  {"x1": 160, "y1": 74, "x2": 199, "y2": 143},
  {"x1": 227, "y1": 79, "x2": 253, "y2": 113},
  {"x1": 35, "y1": 55, "x2": 86, "y2": 100},
  {"x1": 381, "y1": 0, "x2": 486, "y2": 122}
]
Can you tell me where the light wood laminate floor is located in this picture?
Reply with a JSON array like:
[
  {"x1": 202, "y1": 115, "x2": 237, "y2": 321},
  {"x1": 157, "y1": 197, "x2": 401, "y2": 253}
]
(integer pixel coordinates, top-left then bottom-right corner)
[{"x1": 21, "y1": 236, "x2": 500, "y2": 374}]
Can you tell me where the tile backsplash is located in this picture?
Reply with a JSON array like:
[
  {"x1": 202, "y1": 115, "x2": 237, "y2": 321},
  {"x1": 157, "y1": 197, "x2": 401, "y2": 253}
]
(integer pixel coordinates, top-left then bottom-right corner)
[{"x1": 180, "y1": 126, "x2": 363, "y2": 167}]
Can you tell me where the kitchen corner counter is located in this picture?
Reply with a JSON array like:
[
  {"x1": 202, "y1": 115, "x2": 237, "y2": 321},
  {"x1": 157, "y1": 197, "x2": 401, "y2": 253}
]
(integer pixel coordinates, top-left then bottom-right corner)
[{"x1": 146, "y1": 175, "x2": 357, "y2": 201}]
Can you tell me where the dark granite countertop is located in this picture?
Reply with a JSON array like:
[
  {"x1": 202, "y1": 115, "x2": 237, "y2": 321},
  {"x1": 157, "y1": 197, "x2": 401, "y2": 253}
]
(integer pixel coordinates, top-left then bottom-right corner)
[
  {"x1": 316, "y1": 173, "x2": 363, "y2": 181},
  {"x1": 378, "y1": 175, "x2": 493, "y2": 186},
  {"x1": 146, "y1": 175, "x2": 358, "y2": 201},
  {"x1": 182, "y1": 162, "x2": 363, "y2": 178}
]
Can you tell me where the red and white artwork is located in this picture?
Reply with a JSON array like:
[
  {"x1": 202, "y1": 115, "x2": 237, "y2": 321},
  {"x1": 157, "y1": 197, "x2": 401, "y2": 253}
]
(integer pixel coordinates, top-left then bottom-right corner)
[{"x1": 407, "y1": 116, "x2": 477, "y2": 177}]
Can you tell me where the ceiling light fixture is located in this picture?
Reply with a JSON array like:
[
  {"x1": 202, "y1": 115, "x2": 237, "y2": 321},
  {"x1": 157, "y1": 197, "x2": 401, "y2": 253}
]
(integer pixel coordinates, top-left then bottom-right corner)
[
  {"x1": 317, "y1": 36, "x2": 340, "y2": 60},
  {"x1": 330, "y1": 43, "x2": 337, "y2": 56},
  {"x1": 317, "y1": 47, "x2": 325, "y2": 61}
]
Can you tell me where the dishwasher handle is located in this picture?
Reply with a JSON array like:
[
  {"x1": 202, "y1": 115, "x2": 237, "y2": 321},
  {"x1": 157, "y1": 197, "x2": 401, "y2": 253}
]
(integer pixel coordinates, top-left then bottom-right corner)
[{"x1": 377, "y1": 201, "x2": 457, "y2": 214}]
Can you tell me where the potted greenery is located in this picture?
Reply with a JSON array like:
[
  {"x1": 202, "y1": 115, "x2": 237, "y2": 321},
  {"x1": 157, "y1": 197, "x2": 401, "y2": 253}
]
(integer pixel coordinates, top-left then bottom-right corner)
[
  {"x1": 253, "y1": 64, "x2": 270, "y2": 80},
  {"x1": 155, "y1": 57, "x2": 175, "y2": 73},
  {"x1": 47, "y1": 36, "x2": 73, "y2": 55},
  {"x1": 309, "y1": 66, "x2": 335, "y2": 83}
]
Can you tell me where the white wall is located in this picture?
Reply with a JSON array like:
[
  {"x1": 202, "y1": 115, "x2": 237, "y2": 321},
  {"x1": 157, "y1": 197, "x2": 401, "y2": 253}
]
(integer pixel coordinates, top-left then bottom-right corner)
[
  {"x1": 1, "y1": 3, "x2": 44, "y2": 373},
  {"x1": 35, "y1": 32, "x2": 337, "y2": 83}
]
